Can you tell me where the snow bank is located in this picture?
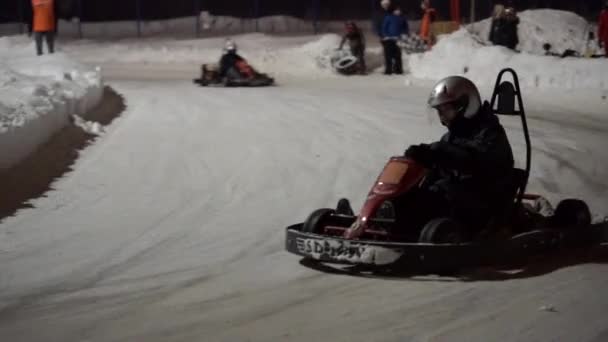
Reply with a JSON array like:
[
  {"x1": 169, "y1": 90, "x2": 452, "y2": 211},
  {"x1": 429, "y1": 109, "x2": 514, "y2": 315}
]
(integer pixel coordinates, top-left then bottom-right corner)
[
  {"x1": 0, "y1": 36, "x2": 103, "y2": 170},
  {"x1": 410, "y1": 10, "x2": 608, "y2": 91},
  {"x1": 468, "y1": 9, "x2": 596, "y2": 56},
  {"x1": 66, "y1": 33, "x2": 346, "y2": 78}
]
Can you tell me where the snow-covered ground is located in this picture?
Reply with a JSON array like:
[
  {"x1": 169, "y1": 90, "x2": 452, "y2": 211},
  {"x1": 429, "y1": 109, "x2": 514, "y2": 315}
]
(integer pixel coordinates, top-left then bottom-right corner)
[
  {"x1": 0, "y1": 35, "x2": 103, "y2": 169},
  {"x1": 1, "y1": 9, "x2": 608, "y2": 342},
  {"x1": 61, "y1": 32, "x2": 388, "y2": 80},
  {"x1": 1, "y1": 73, "x2": 608, "y2": 342}
]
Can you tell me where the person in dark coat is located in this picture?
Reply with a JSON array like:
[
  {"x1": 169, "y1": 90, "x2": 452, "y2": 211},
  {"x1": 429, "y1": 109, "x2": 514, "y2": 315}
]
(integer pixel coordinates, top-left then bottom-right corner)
[
  {"x1": 489, "y1": 4, "x2": 507, "y2": 46},
  {"x1": 489, "y1": 5, "x2": 519, "y2": 50},
  {"x1": 402, "y1": 76, "x2": 514, "y2": 233},
  {"x1": 339, "y1": 21, "x2": 366, "y2": 74},
  {"x1": 503, "y1": 7, "x2": 520, "y2": 50},
  {"x1": 382, "y1": 7, "x2": 406, "y2": 74}
]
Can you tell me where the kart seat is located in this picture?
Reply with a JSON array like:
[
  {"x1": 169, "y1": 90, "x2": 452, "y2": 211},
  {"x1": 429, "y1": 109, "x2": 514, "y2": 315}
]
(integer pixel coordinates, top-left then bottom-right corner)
[
  {"x1": 487, "y1": 69, "x2": 531, "y2": 229},
  {"x1": 493, "y1": 81, "x2": 517, "y2": 115},
  {"x1": 490, "y1": 73, "x2": 529, "y2": 206}
]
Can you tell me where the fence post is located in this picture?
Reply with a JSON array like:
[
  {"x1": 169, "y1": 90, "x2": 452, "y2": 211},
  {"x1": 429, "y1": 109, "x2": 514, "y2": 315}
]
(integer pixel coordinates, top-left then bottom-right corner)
[
  {"x1": 254, "y1": 0, "x2": 259, "y2": 32},
  {"x1": 194, "y1": 0, "x2": 200, "y2": 37},
  {"x1": 136, "y1": 0, "x2": 142, "y2": 37},
  {"x1": 17, "y1": 0, "x2": 24, "y2": 34},
  {"x1": 77, "y1": 0, "x2": 83, "y2": 38},
  {"x1": 370, "y1": 0, "x2": 375, "y2": 35},
  {"x1": 470, "y1": 0, "x2": 476, "y2": 23},
  {"x1": 312, "y1": 0, "x2": 320, "y2": 34}
]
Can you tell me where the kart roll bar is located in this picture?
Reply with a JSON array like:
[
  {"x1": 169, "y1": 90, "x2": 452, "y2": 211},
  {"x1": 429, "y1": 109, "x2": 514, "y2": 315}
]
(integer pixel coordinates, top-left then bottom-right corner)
[{"x1": 490, "y1": 68, "x2": 531, "y2": 207}]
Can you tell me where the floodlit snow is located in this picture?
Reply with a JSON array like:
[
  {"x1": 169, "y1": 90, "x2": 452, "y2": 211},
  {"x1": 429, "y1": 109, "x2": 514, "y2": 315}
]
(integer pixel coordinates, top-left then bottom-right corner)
[
  {"x1": 64, "y1": 33, "x2": 353, "y2": 79},
  {"x1": 0, "y1": 35, "x2": 103, "y2": 169},
  {"x1": 1, "y1": 9, "x2": 608, "y2": 342},
  {"x1": 410, "y1": 9, "x2": 608, "y2": 91},
  {"x1": 469, "y1": 9, "x2": 598, "y2": 56}
]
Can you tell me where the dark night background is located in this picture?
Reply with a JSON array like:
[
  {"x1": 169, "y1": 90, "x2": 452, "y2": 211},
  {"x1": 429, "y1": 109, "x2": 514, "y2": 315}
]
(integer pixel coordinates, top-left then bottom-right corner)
[{"x1": 0, "y1": 0, "x2": 605, "y2": 24}]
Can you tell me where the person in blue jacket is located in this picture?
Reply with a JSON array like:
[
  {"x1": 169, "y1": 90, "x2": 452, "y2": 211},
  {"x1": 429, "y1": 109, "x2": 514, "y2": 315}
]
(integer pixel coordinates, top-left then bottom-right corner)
[
  {"x1": 382, "y1": 7, "x2": 406, "y2": 74},
  {"x1": 373, "y1": 0, "x2": 392, "y2": 74}
]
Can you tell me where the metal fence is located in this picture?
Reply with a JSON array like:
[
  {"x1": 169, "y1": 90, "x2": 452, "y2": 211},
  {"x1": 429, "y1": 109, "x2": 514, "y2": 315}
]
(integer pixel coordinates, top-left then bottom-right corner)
[{"x1": 1, "y1": 0, "x2": 604, "y2": 38}]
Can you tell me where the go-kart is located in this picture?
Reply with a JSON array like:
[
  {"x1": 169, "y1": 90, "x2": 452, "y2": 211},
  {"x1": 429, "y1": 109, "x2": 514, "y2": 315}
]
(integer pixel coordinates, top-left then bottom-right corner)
[
  {"x1": 285, "y1": 68, "x2": 608, "y2": 272},
  {"x1": 193, "y1": 63, "x2": 275, "y2": 87}
]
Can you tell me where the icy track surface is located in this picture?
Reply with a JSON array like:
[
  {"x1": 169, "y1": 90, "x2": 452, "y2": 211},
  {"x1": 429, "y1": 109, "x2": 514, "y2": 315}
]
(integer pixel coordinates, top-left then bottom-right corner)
[{"x1": 1, "y1": 71, "x2": 608, "y2": 341}]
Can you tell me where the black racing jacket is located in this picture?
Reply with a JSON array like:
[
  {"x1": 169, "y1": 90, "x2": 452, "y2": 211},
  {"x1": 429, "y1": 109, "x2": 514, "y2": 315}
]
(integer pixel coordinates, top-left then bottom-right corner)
[
  {"x1": 219, "y1": 52, "x2": 245, "y2": 78},
  {"x1": 424, "y1": 102, "x2": 515, "y2": 204}
]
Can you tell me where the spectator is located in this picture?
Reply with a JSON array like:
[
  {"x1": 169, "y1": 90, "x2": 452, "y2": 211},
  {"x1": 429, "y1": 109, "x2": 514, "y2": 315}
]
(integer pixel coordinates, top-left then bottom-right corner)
[
  {"x1": 394, "y1": 6, "x2": 410, "y2": 36},
  {"x1": 489, "y1": 4, "x2": 518, "y2": 51},
  {"x1": 503, "y1": 7, "x2": 520, "y2": 50},
  {"x1": 420, "y1": 0, "x2": 437, "y2": 45},
  {"x1": 489, "y1": 4, "x2": 505, "y2": 45},
  {"x1": 382, "y1": 6, "x2": 406, "y2": 74},
  {"x1": 374, "y1": 0, "x2": 393, "y2": 75},
  {"x1": 31, "y1": 0, "x2": 56, "y2": 56},
  {"x1": 339, "y1": 21, "x2": 367, "y2": 74}
]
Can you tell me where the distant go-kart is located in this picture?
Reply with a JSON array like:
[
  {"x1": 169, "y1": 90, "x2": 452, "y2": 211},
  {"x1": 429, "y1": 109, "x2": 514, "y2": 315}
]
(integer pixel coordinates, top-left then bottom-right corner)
[
  {"x1": 285, "y1": 68, "x2": 608, "y2": 273},
  {"x1": 193, "y1": 63, "x2": 274, "y2": 87}
]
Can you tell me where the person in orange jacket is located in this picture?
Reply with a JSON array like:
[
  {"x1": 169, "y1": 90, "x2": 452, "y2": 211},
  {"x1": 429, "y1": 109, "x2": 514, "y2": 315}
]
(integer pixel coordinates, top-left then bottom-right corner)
[
  {"x1": 31, "y1": 0, "x2": 56, "y2": 56},
  {"x1": 420, "y1": 0, "x2": 437, "y2": 46},
  {"x1": 599, "y1": 1, "x2": 608, "y2": 57}
]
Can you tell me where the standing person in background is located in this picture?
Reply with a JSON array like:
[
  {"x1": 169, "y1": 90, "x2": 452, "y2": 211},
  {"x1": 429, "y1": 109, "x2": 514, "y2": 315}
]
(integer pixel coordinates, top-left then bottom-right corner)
[
  {"x1": 503, "y1": 7, "x2": 520, "y2": 50},
  {"x1": 420, "y1": 0, "x2": 436, "y2": 46},
  {"x1": 489, "y1": 4, "x2": 506, "y2": 46},
  {"x1": 382, "y1": 6, "x2": 406, "y2": 74},
  {"x1": 599, "y1": 1, "x2": 608, "y2": 57},
  {"x1": 31, "y1": 0, "x2": 56, "y2": 56},
  {"x1": 394, "y1": 6, "x2": 410, "y2": 37},
  {"x1": 374, "y1": 0, "x2": 393, "y2": 75}
]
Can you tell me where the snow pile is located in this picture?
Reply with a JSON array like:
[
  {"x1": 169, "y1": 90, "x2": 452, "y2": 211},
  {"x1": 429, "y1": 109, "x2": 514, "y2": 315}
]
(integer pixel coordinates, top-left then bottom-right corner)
[
  {"x1": 409, "y1": 10, "x2": 608, "y2": 91},
  {"x1": 71, "y1": 115, "x2": 105, "y2": 135},
  {"x1": 0, "y1": 36, "x2": 104, "y2": 170},
  {"x1": 468, "y1": 9, "x2": 594, "y2": 55},
  {"x1": 265, "y1": 34, "x2": 344, "y2": 76},
  {"x1": 66, "y1": 33, "x2": 345, "y2": 78}
]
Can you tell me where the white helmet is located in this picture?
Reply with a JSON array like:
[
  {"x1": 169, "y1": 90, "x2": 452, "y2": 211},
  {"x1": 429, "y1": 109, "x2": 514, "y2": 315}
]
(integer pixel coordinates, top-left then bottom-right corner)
[
  {"x1": 223, "y1": 39, "x2": 237, "y2": 53},
  {"x1": 381, "y1": 0, "x2": 391, "y2": 8},
  {"x1": 428, "y1": 76, "x2": 481, "y2": 119}
]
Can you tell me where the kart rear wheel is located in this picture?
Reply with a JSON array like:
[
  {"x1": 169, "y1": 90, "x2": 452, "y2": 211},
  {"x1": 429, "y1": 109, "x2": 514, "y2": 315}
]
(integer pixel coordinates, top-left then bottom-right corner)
[
  {"x1": 302, "y1": 208, "x2": 335, "y2": 234},
  {"x1": 419, "y1": 217, "x2": 466, "y2": 244},
  {"x1": 553, "y1": 199, "x2": 591, "y2": 229}
]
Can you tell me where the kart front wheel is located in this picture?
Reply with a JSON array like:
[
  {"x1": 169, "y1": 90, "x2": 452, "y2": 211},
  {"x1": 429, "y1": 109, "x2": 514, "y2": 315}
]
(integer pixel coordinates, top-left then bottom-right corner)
[
  {"x1": 302, "y1": 208, "x2": 335, "y2": 234},
  {"x1": 552, "y1": 199, "x2": 591, "y2": 229},
  {"x1": 419, "y1": 217, "x2": 466, "y2": 244}
]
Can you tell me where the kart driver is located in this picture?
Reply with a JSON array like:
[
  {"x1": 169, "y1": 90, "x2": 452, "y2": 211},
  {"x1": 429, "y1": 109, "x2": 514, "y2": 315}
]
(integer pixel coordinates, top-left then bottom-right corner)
[
  {"x1": 219, "y1": 39, "x2": 255, "y2": 79},
  {"x1": 338, "y1": 76, "x2": 515, "y2": 235},
  {"x1": 403, "y1": 75, "x2": 515, "y2": 232}
]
